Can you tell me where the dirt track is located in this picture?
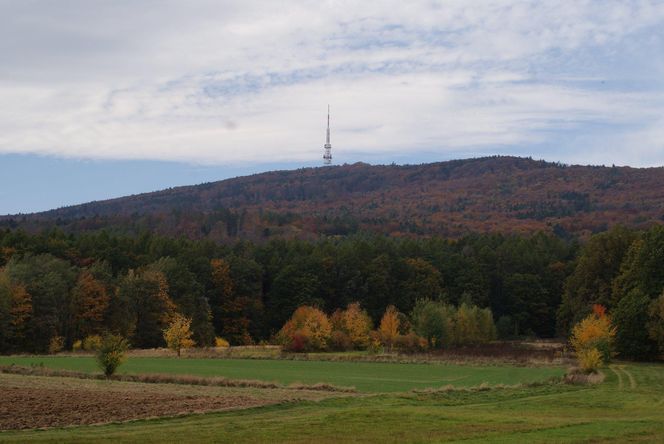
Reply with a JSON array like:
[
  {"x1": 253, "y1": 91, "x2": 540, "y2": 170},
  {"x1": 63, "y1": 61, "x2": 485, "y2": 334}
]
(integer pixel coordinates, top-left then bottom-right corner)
[{"x1": 0, "y1": 373, "x2": 334, "y2": 430}]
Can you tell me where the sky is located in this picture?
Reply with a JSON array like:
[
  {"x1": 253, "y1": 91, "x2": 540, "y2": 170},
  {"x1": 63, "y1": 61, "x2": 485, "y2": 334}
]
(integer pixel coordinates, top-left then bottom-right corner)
[{"x1": 1, "y1": 0, "x2": 664, "y2": 214}]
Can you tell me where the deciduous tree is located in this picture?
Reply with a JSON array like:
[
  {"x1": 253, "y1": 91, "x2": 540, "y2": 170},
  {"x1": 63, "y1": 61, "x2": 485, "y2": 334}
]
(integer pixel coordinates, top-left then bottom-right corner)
[{"x1": 163, "y1": 313, "x2": 195, "y2": 357}]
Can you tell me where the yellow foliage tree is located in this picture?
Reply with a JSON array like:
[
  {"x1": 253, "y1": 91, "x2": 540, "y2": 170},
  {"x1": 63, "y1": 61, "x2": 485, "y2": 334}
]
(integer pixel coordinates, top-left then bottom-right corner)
[
  {"x1": 163, "y1": 313, "x2": 196, "y2": 357},
  {"x1": 570, "y1": 304, "x2": 616, "y2": 367},
  {"x1": 378, "y1": 305, "x2": 400, "y2": 351},
  {"x1": 337, "y1": 302, "x2": 373, "y2": 349}
]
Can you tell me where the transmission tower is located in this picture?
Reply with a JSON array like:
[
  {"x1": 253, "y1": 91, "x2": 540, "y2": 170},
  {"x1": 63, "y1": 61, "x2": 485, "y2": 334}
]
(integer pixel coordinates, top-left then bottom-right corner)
[{"x1": 323, "y1": 105, "x2": 332, "y2": 165}]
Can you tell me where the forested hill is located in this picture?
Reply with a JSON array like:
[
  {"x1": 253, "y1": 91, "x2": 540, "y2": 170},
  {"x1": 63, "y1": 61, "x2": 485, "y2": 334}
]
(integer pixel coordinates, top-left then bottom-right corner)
[{"x1": 3, "y1": 156, "x2": 664, "y2": 240}]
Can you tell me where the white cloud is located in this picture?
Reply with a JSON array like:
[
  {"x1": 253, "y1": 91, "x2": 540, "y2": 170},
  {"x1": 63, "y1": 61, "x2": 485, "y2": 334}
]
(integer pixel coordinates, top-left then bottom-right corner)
[{"x1": 1, "y1": 0, "x2": 663, "y2": 165}]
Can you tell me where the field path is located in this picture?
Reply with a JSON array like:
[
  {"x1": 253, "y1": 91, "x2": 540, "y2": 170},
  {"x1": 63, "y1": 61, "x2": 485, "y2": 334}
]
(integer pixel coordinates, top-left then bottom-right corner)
[
  {"x1": 609, "y1": 366, "x2": 624, "y2": 390},
  {"x1": 620, "y1": 365, "x2": 637, "y2": 389}
]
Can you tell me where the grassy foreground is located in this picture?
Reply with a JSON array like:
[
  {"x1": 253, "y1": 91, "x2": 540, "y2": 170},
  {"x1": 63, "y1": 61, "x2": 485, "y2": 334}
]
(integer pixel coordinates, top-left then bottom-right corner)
[
  {"x1": 0, "y1": 362, "x2": 662, "y2": 443},
  {"x1": 0, "y1": 356, "x2": 563, "y2": 393}
]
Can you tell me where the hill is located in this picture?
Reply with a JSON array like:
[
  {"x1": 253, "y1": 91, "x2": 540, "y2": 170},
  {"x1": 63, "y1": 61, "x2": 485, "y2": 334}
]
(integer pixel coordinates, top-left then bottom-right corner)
[{"x1": 3, "y1": 156, "x2": 663, "y2": 240}]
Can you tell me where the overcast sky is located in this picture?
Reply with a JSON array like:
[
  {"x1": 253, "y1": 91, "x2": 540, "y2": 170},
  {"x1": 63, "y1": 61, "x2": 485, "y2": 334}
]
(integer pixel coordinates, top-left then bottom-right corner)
[{"x1": 1, "y1": 0, "x2": 664, "y2": 214}]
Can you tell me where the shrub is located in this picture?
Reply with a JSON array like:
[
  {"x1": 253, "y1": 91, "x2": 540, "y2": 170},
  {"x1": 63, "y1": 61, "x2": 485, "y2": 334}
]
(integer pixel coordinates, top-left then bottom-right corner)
[
  {"x1": 329, "y1": 330, "x2": 352, "y2": 351},
  {"x1": 48, "y1": 336, "x2": 64, "y2": 354},
  {"x1": 367, "y1": 330, "x2": 382, "y2": 354},
  {"x1": 163, "y1": 313, "x2": 196, "y2": 357},
  {"x1": 96, "y1": 334, "x2": 129, "y2": 377},
  {"x1": 570, "y1": 304, "x2": 615, "y2": 365},
  {"x1": 578, "y1": 348, "x2": 602, "y2": 373},
  {"x1": 72, "y1": 340, "x2": 83, "y2": 352},
  {"x1": 215, "y1": 337, "x2": 230, "y2": 348},
  {"x1": 394, "y1": 332, "x2": 428, "y2": 354},
  {"x1": 277, "y1": 306, "x2": 332, "y2": 352},
  {"x1": 82, "y1": 334, "x2": 102, "y2": 351}
]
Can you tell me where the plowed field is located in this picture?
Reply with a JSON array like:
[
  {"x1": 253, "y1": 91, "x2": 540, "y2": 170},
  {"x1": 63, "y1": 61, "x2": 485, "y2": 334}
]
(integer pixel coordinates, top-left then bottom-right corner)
[{"x1": 0, "y1": 373, "x2": 335, "y2": 430}]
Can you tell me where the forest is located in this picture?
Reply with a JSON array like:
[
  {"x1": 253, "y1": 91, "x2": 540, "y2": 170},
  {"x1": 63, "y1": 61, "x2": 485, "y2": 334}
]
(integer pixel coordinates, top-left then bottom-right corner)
[
  {"x1": 0, "y1": 224, "x2": 662, "y2": 360},
  {"x1": 4, "y1": 157, "x2": 664, "y2": 241}
]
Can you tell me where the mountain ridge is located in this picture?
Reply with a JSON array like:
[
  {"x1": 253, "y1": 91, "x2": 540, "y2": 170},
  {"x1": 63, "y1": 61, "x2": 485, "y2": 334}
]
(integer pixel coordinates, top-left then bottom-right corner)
[{"x1": 3, "y1": 156, "x2": 664, "y2": 240}]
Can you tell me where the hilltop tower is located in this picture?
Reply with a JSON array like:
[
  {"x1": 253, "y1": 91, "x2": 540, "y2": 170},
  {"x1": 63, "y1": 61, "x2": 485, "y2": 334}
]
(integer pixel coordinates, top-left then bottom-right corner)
[{"x1": 323, "y1": 105, "x2": 332, "y2": 165}]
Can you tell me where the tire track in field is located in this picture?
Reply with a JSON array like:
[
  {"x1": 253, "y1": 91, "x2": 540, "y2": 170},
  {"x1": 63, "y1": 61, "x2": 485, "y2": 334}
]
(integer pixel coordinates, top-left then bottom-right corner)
[
  {"x1": 619, "y1": 365, "x2": 637, "y2": 389},
  {"x1": 609, "y1": 366, "x2": 624, "y2": 390}
]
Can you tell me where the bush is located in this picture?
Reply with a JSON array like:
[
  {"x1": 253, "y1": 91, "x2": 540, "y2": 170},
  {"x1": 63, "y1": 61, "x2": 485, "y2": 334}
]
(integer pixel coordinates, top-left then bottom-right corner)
[
  {"x1": 329, "y1": 330, "x2": 352, "y2": 351},
  {"x1": 96, "y1": 334, "x2": 129, "y2": 377},
  {"x1": 578, "y1": 348, "x2": 602, "y2": 373},
  {"x1": 215, "y1": 337, "x2": 230, "y2": 348},
  {"x1": 82, "y1": 335, "x2": 102, "y2": 351},
  {"x1": 72, "y1": 340, "x2": 83, "y2": 352},
  {"x1": 367, "y1": 330, "x2": 382, "y2": 354},
  {"x1": 394, "y1": 332, "x2": 428, "y2": 354},
  {"x1": 48, "y1": 336, "x2": 64, "y2": 354}
]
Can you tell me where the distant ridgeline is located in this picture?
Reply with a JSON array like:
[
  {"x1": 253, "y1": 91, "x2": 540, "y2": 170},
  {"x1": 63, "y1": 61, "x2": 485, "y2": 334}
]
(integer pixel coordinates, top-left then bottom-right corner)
[{"x1": 2, "y1": 156, "x2": 664, "y2": 240}]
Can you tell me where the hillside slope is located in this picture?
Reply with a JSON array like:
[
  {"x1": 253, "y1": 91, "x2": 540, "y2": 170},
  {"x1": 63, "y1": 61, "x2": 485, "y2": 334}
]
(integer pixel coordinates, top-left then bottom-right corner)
[{"x1": 3, "y1": 156, "x2": 663, "y2": 240}]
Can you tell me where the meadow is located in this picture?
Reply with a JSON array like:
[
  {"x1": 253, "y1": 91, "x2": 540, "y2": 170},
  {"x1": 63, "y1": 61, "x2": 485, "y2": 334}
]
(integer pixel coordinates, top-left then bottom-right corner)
[
  {"x1": 0, "y1": 356, "x2": 564, "y2": 393},
  {"x1": 0, "y1": 361, "x2": 662, "y2": 443}
]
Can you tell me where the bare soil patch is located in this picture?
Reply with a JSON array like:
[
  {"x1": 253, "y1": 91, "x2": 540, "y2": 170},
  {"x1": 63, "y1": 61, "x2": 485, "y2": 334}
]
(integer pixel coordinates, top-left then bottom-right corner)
[{"x1": 0, "y1": 373, "x2": 337, "y2": 431}]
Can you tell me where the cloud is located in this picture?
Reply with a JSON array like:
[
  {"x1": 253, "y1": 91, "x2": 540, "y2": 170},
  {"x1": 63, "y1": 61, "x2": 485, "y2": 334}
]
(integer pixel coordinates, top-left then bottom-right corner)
[{"x1": 1, "y1": 0, "x2": 663, "y2": 166}]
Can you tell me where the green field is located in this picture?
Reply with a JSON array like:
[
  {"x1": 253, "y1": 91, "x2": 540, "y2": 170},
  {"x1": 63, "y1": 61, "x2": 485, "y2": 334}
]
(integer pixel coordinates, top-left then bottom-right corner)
[
  {"x1": 1, "y1": 362, "x2": 662, "y2": 443},
  {"x1": 0, "y1": 356, "x2": 563, "y2": 393}
]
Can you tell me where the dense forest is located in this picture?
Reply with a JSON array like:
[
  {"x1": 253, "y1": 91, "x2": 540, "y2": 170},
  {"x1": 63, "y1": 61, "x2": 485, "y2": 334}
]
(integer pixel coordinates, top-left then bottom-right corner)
[
  {"x1": 3, "y1": 156, "x2": 664, "y2": 240},
  {"x1": 1, "y1": 225, "x2": 663, "y2": 359}
]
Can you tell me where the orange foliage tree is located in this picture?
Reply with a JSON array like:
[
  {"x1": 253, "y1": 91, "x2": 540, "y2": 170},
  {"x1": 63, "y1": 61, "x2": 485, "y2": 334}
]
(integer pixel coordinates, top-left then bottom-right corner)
[
  {"x1": 378, "y1": 305, "x2": 400, "y2": 351},
  {"x1": 71, "y1": 270, "x2": 110, "y2": 339},
  {"x1": 0, "y1": 270, "x2": 32, "y2": 351},
  {"x1": 276, "y1": 306, "x2": 331, "y2": 352},
  {"x1": 210, "y1": 258, "x2": 254, "y2": 345}
]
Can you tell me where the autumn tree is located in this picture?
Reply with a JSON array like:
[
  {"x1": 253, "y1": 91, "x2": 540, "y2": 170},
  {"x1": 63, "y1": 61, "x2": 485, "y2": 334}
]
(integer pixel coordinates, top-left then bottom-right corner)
[
  {"x1": 71, "y1": 270, "x2": 109, "y2": 340},
  {"x1": 163, "y1": 313, "x2": 196, "y2": 357},
  {"x1": 570, "y1": 304, "x2": 616, "y2": 366},
  {"x1": 209, "y1": 257, "x2": 263, "y2": 345},
  {"x1": 330, "y1": 302, "x2": 373, "y2": 349},
  {"x1": 0, "y1": 270, "x2": 32, "y2": 353},
  {"x1": 378, "y1": 305, "x2": 400, "y2": 351},
  {"x1": 276, "y1": 306, "x2": 331, "y2": 352}
]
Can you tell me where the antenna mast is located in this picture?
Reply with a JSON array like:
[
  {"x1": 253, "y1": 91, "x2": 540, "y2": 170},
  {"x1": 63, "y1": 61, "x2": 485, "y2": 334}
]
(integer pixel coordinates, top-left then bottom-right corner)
[{"x1": 323, "y1": 105, "x2": 332, "y2": 165}]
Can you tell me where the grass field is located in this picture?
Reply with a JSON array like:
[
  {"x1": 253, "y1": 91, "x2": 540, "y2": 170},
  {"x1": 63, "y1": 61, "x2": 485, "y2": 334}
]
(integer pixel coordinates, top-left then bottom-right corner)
[
  {"x1": 0, "y1": 356, "x2": 564, "y2": 393},
  {"x1": 0, "y1": 362, "x2": 662, "y2": 442}
]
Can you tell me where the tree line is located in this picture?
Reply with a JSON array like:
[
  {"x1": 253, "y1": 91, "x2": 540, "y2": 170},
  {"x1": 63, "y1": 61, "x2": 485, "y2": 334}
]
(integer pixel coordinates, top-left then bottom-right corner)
[{"x1": 0, "y1": 226, "x2": 662, "y2": 359}]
